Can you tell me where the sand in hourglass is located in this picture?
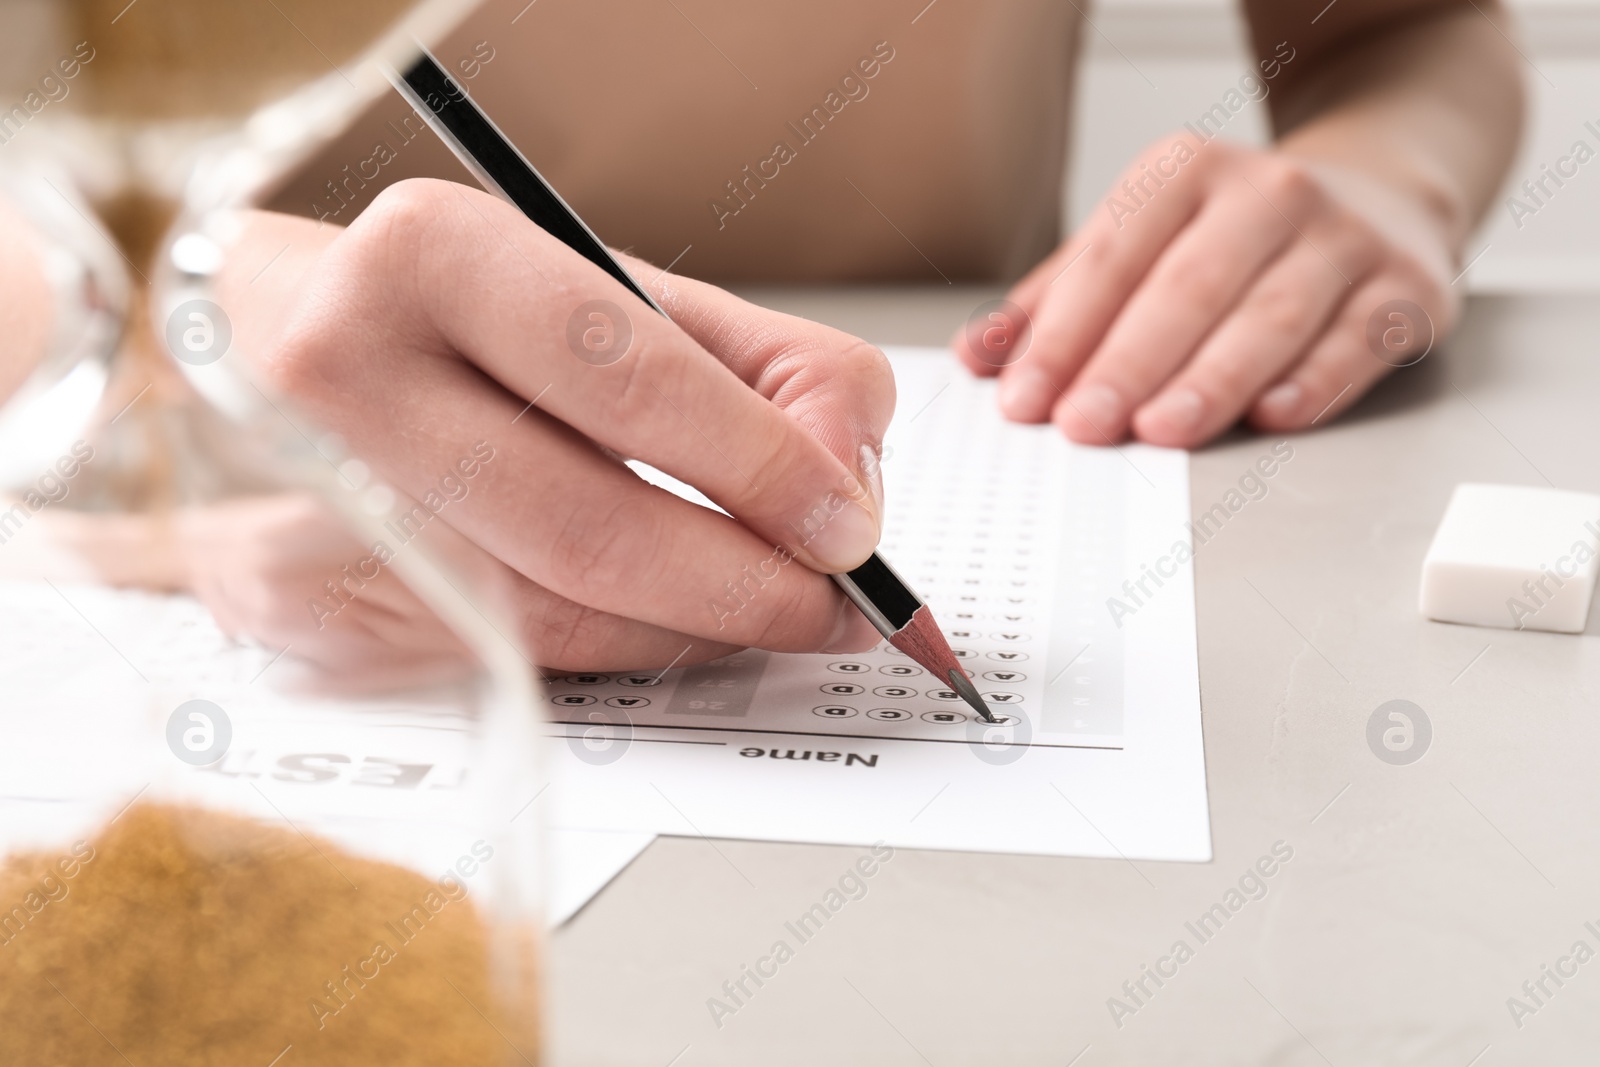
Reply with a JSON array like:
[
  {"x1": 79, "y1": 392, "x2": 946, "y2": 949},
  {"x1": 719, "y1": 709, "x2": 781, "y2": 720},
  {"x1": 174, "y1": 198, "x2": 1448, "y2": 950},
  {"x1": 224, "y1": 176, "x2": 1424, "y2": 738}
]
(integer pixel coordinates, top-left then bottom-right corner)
[{"x1": 0, "y1": 804, "x2": 539, "y2": 1065}]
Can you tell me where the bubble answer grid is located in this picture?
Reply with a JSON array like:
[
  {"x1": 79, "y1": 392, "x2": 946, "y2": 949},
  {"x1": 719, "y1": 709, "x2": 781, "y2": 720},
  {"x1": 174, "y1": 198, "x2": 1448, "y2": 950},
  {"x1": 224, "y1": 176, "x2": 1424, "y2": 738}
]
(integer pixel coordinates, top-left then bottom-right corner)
[
  {"x1": 549, "y1": 347, "x2": 1211, "y2": 862},
  {"x1": 553, "y1": 355, "x2": 1129, "y2": 749}
]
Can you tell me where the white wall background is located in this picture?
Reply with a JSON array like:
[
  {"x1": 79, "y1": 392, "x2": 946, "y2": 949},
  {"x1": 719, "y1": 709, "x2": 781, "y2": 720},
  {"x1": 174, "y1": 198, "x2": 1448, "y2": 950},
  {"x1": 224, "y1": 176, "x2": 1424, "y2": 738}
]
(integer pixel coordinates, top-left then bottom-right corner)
[{"x1": 1074, "y1": 0, "x2": 1600, "y2": 291}]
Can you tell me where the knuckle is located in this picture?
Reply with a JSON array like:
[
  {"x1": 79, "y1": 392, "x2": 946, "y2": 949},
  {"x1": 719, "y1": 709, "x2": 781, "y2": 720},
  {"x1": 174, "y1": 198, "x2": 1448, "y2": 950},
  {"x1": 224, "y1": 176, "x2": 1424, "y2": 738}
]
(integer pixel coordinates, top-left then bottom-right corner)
[
  {"x1": 258, "y1": 305, "x2": 343, "y2": 402},
  {"x1": 743, "y1": 572, "x2": 835, "y2": 650},
  {"x1": 791, "y1": 335, "x2": 897, "y2": 434},
  {"x1": 1197, "y1": 357, "x2": 1253, "y2": 402},
  {"x1": 1176, "y1": 139, "x2": 1231, "y2": 185},
  {"x1": 548, "y1": 493, "x2": 661, "y2": 607},
  {"x1": 1077, "y1": 236, "x2": 1118, "y2": 274},
  {"x1": 258, "y1": 188, "x2": 465, "y2": 403},
  {"x1": 1077, "y1": 235, "x2": 1143, "y2": 294},
  {"x1": 1169, "y1": 256, "x2": 1234, "y2": 313},
  {"x1": 352, "y1": 178, "x2": 455, "y2": 250},
  {"x1": 1254, "y1": 160, "x2": 1320, "y2": 217},
  {"x1": 768, "y1": 331, "x2": 892, "y2": 393},
  {"x1": 729, "y1": 355, "x2": 874, "y2": 513},
  {"x1": 1304, "y1": 337, "x2": 1372, "y2": 396},
  {"x1": 831, "y1": 336, "x2": 894, "y2": 387},
  {"x1": 1195, "y1": 136, "x2": 1242, "y2": 165},
  {"x1": 1249, "y1": 280, "x2": 1314, "y2": 338},
  {"x1": 525, "y1": 597, "x2": 611, "y2": 671},
  {"x1": 602, "y1": 332, "x2": 678, "y2": 434},
  {"x1": 339, "y1": 179, "x2": 483, "y2": 294}
]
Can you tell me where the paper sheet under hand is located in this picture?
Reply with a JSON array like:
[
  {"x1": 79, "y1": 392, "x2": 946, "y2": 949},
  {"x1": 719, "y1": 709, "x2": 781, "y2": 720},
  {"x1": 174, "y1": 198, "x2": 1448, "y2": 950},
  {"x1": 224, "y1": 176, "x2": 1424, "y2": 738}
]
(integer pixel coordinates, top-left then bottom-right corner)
[{"x1": 546, "y1": 347, "x2": 1211, "y2": 861}]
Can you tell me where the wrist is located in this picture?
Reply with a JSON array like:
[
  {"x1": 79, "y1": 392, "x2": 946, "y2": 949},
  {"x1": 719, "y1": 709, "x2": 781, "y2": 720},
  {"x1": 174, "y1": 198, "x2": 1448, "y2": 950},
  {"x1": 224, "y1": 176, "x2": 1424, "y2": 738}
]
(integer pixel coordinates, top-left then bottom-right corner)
[{"x1": 1276, "y1": 144, "x2": 1459, "y2": 283}]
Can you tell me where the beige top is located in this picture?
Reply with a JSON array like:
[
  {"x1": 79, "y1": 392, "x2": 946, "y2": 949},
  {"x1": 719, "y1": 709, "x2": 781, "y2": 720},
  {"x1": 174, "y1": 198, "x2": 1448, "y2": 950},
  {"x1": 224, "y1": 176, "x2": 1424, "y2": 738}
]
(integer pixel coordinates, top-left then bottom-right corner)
[{"x1": 269, "y1": 0, "x2": 1083, "y2": 283}]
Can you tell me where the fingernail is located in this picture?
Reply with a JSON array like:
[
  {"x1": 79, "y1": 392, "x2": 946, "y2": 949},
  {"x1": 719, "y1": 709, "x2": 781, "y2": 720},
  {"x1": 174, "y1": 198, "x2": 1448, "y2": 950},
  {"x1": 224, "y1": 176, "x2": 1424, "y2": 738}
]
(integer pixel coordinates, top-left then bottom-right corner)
[
  {"x1": 859, "y1": 442, "x2": 885, "y2": 516},
  {"x1": 1142, "y1": 387, "x2": 1205, "y2": 434},
  {"x1": 1259, "y1": 382, "x2": 1302, "y2": 421},
  {"x1": 1065, "y1": 383, "x2": 1122, "y2": 434},
  {"x1": 800, "y1": 494, "x2": 881, "y2": 572},
  {"x1": 822, "y1": 601, "x2": 882, "y2": 653},
  {"x1": 999, "y1": 366, "x2": 1053, "y2": 421}
]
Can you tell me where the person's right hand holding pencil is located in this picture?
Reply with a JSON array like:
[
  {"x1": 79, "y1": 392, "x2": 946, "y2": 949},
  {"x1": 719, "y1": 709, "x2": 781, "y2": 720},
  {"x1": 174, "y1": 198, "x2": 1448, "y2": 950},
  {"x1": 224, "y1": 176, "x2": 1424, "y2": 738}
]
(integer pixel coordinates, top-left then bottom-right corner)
[{"x1": 213, "y1": 179, "x2": 895, "y2": 671}]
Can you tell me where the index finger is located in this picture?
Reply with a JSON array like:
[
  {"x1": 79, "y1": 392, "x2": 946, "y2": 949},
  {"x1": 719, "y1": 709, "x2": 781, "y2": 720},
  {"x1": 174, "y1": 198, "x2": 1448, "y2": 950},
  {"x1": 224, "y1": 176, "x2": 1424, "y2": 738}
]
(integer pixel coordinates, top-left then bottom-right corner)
[{"x1": 347, "y1": 181, "x2": 885, "y2": 575}]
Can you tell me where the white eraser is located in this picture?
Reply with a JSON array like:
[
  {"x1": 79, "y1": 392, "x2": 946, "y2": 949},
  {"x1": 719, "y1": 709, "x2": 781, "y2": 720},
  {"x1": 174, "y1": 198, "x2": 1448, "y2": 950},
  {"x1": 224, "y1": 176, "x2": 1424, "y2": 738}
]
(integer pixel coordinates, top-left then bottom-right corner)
[{"x1": 1420, "y1": 483, "x2": 1600, "y2": 633}]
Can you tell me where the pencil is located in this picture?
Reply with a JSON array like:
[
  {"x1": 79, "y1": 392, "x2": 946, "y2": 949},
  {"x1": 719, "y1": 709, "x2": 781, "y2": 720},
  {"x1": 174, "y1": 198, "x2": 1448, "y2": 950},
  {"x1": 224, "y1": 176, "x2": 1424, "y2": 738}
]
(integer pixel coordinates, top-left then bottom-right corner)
[{"x1": 388, "y1": 49, "x2": 996, "y2": 725}]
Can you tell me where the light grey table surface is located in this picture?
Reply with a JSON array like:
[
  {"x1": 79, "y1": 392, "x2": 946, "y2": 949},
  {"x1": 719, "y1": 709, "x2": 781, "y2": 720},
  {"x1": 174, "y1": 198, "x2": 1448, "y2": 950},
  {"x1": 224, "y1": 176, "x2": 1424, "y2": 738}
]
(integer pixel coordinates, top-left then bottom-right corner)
[{"x1": 549, "y1": 290, "x2": 1600, "y2": 1067}]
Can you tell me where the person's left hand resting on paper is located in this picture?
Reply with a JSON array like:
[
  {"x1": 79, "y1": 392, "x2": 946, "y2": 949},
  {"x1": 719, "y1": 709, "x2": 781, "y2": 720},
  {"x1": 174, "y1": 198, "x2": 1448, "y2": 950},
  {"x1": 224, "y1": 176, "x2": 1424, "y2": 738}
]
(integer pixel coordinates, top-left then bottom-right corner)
[
  {"x1": 207, "y1": 179, "x2": 894, "y2": 672},
  {"x1": 956, "y1": 137, "x2": 1455, "y2": 448}
]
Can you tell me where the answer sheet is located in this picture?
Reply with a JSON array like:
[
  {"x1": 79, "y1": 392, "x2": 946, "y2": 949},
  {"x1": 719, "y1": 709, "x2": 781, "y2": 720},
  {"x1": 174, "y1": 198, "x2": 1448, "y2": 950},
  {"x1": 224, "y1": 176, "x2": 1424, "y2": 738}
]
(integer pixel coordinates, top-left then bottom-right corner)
[{"x1": 546, "y1": 347, "x2": 1211, "y2": 861}]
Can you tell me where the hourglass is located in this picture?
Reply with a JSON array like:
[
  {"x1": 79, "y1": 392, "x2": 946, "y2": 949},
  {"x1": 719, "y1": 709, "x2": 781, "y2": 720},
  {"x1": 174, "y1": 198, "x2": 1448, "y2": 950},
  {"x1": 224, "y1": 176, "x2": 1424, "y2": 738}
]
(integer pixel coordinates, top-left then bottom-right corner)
[{"x1": 0, "y1": 3, "x2": 547, "y2": 1062}]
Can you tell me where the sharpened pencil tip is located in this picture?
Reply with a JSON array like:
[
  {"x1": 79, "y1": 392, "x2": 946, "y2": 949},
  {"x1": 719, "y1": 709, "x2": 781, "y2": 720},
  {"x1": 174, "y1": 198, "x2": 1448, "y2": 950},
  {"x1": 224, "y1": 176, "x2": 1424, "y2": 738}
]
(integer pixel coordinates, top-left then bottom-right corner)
[{"x1": 948, "y1": 668, "x2": 996, "y2": 724}]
